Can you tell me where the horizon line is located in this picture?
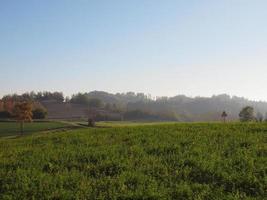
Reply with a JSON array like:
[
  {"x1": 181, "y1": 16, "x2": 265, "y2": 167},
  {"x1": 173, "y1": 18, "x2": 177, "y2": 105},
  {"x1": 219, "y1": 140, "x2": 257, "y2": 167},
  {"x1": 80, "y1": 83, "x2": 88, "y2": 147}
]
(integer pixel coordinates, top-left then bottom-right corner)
[{"x1": 1, "y1": 90, "x2": 267, "y2": 103}]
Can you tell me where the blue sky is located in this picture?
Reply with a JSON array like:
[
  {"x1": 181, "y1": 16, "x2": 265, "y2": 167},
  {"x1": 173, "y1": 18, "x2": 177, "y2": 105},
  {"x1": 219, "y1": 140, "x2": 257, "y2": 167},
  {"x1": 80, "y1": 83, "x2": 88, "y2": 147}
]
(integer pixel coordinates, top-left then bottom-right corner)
[{"x1": 1, "y1": 0, "x2": 267, "y2": 100}]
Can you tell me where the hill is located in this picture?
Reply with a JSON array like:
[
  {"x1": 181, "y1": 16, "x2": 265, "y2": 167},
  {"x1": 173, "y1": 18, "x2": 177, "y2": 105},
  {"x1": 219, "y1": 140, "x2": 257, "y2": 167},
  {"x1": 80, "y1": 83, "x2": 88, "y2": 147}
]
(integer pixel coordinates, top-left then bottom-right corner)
[
  {"x1": 2, "y1": 91, "x2": 267, "y2": 121},
  {"x1": 41, "y1": 101, "x2": 88, "y2": 119},
  {"x1": 64, "y1": 92, "x2": 267, "y2": 121}
]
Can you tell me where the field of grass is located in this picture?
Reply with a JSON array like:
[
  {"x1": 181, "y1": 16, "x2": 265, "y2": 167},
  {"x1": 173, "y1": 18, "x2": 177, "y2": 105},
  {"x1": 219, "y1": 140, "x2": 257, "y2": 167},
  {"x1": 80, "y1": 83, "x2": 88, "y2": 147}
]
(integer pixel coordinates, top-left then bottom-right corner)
[
  {"x1": 0, "y1": 123, "x2": 266, "y2": 199},
  {"x1": 96, "y1": 121, "x2": 178, "y2": 127},
  {"x1": 0, "y1": 121, "x2": 75, "y2": 137}
]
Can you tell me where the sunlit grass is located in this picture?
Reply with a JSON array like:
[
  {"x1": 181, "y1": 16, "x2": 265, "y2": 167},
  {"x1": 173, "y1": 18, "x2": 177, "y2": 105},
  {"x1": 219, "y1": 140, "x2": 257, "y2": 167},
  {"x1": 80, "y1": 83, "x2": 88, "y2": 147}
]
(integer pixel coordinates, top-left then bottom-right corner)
[{"x1": 0, "y1": 122, "x2": 266, "y2": 199}]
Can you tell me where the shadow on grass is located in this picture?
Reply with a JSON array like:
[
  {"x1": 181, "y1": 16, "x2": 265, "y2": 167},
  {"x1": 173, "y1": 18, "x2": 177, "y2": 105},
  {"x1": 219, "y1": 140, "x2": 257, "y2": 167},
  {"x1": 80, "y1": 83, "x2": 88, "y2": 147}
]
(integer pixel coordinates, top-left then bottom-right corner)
[
  {"x1": 1, "y1": 125, "x2": 83, "y2": 139},
  {"x1": 77, "y1": 123, "x2": 112, "y2": 128}
]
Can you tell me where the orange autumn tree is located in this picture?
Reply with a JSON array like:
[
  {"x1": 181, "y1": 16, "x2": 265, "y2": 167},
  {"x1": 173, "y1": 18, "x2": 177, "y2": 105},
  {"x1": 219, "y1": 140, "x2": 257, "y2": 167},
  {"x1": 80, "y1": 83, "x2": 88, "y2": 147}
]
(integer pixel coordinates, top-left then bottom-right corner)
[
  {"x1": 3, "y1": 98, "x2": 14, "y2": 115},
  {"x1": 13, "y1": 101, "x2": 33, "y2": 135},
  {"x1": 0, "y1": 100, "x2": 4, "y2": 112}
]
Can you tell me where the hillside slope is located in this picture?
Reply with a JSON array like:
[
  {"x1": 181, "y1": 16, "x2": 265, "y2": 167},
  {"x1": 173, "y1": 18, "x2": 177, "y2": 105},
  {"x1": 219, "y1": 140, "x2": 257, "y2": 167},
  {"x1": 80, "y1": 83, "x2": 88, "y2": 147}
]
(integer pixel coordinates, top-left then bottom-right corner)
[{"x1": 43, "y1": 92, "x2": 267, "y2": 121}]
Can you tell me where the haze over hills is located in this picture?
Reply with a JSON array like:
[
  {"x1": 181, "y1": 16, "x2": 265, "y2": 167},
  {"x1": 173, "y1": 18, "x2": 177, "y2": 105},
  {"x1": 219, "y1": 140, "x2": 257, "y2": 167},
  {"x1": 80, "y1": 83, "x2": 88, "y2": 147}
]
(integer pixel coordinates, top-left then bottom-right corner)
[
  {"x1": 2, "y1": 91, "x2": 267, "y2": 122},
  {"x1": 81, "y1": 91, "x2": 267, "y2": 121}
]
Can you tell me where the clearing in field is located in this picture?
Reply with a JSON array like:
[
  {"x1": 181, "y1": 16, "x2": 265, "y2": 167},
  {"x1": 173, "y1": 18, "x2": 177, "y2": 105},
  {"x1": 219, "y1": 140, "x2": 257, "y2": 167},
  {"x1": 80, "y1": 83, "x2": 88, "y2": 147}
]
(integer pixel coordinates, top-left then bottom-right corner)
[{"x1": 0, "y1": 122, "x2": 266, "y2": 199}]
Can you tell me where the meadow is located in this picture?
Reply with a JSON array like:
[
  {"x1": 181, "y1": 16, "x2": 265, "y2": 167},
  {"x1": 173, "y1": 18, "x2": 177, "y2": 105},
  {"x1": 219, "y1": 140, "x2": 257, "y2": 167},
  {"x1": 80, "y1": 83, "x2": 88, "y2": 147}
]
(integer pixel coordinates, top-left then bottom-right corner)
[
  {"x1": 0, "y1": 121, "x2": 77, "y2": 137},
  {"x1": 0, "y1": 122, "x2": 266, "y2": 199}
]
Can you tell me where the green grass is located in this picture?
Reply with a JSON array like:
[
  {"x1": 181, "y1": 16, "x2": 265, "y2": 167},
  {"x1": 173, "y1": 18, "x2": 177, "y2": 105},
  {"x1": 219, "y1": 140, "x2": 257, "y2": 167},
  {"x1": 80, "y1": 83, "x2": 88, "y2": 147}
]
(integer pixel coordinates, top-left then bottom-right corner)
[
  {"x1": 97, "y1": 121, "x2": 177, "y2": 127},
  {"x1": 0, "y1": 121, "x2": 74, "y2": 137},
  {"x1": 74, "y1": 121, "x2": 177, "y2": 128},
  {"x1": 0, "y1": 123, "x2": 266, "y2": 199}
]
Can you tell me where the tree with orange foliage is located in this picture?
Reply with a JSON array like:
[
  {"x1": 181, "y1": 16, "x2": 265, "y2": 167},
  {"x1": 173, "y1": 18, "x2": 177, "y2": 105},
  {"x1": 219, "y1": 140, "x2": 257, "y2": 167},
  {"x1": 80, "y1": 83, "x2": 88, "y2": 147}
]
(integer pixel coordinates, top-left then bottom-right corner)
[
  {"x1": 0, "y1": 100, "x2": 3, "y2": 111},
  {"x1": 13, "y1": 101, "x2": 33, "y2": 135},
  {"x1": 3, "y1": 98, "x2": 14, "y2": 114}
]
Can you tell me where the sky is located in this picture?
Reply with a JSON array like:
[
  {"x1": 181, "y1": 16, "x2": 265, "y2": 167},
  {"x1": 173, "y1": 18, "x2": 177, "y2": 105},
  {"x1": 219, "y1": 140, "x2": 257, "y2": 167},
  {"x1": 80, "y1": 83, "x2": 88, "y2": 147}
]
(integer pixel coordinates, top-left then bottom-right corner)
[{"x1": 0, "y1": 0, "x2": 267, "y2": 100}]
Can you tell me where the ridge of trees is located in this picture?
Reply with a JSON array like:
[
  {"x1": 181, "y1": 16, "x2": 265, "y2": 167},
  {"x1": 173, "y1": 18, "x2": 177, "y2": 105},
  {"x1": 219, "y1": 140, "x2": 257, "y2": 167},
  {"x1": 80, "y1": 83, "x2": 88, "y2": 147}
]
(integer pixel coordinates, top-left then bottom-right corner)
[
  {"x1": 0, "y1": 97, "x2": 47, "y2": 120},
  {"x1": 1, "y1": 91, "x2": 64, "y2": 103},
  {"x1": 1, "y1": 91, "x2": 267, "y2": 122}
]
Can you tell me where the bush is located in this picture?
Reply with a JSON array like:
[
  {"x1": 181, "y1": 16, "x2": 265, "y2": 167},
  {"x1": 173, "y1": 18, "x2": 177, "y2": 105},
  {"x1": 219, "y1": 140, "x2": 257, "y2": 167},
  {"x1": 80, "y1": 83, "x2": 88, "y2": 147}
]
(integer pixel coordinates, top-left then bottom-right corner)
[
  {"x1": 0, "y1": 111, "x2": 12, "y2": 119},
  {"x1": 239, "y1": 106, "x2": 255, "y2": 122},
  {"x1": 32, "y1": 108, "x2": 47, "y2": 119}
]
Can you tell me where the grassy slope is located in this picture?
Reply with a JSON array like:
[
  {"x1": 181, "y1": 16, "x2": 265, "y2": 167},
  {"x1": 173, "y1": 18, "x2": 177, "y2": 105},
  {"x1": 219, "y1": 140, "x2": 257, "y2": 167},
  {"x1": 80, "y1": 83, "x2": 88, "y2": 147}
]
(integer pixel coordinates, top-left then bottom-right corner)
[
  {"x1": 97, "y1": 121, "x2": 178, "y2": 127},
  {"x1": 0, "y1": 123, "x2": 266, "y2": 199},
  {"x1": 0, "y1": 121, "x2": 77, "y2": 137}
]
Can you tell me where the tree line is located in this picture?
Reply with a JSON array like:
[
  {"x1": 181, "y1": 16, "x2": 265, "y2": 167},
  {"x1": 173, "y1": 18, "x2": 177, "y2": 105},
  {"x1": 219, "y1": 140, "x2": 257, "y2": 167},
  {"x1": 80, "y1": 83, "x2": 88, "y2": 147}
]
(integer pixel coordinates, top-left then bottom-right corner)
[
  {"x1": 2, "y1": 91, "x2": 267, "y2": 122},
  {"x1": 222, "y1": 106, "x2": 267, "y2": 122},
  {"x1": 0, "y1": 98, "x2": 47, "y2": 120},
  {"x1": 1, "y1": 91, "x2": 64, "y2": 103}
]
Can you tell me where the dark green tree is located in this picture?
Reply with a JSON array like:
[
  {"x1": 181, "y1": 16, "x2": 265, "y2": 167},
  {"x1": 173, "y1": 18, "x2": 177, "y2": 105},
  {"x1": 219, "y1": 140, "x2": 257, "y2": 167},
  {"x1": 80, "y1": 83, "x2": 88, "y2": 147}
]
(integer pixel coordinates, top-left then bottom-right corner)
[
  {"x1": 239, "y1": 106, "x2": 255, "y2": 122},
  {"x1": 88, "y1": 98, "x2": 102, "y2": 108},
  {"x1": 221, "y1": 111, "x2": 228, "y2": 123},
  {"x1": 256, "y1": 112, "x2": 263, "y2": 122},
  {"x1": 32, "y1": 107, "x2": 47, "y2": 119},
  {"x1": 264, "y1": 113, "x2": 267, "y2": 122}
]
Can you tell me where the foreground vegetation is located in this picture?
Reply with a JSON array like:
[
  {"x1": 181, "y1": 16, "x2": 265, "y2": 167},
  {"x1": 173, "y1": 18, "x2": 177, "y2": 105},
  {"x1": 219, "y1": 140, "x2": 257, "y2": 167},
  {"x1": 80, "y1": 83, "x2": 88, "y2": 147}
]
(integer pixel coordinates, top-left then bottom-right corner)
[{"x1": 0, "y1": 123, "x2": 266, "y2": 199}]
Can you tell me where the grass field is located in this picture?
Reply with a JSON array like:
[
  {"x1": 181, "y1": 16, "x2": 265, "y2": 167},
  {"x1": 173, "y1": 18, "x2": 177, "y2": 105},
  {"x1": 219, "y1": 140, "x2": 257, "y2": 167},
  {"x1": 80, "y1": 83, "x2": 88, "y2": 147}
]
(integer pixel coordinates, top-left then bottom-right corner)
[
  {"x1": 0, "y1": 122, "x2": 266, "y2": 199},
  {"x1": 93, "y1": 121, "x2": 177, "y2": 127},
  {"x1": 0, "y1": 121, "x2": 76, "y2": 137}
]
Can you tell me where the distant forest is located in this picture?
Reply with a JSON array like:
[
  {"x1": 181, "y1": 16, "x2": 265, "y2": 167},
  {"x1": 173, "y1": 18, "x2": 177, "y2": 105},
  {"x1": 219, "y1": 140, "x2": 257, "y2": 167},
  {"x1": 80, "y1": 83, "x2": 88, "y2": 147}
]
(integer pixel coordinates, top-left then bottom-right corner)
[{"x1": 1, "y1": 91, "x2": 267, "y2": 122}]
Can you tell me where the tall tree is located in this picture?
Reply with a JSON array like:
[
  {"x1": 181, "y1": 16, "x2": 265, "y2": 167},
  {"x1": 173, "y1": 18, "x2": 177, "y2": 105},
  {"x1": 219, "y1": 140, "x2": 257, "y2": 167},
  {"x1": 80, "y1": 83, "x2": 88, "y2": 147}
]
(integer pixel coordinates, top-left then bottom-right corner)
[
  {"x1": 264, "y1": 113, "x2": 267, "y2": 122},
  {"x1": 256, "y1": 112, "x2": 263, "y2": 122},
  {"x1": 3, "y1": 98, "x2": 14, "y2": 114},
  {"x1": 13, "y1": 101, "x2": 33, "y2": 135},
  {"x1": 0, "y1": 100, "x2": 3, "y2": 111},
  {"x1": 85, "y1": 108, "x2": 98, "y2": 127},
  {"x1": 239, "y1": 106, "x2": 255, "y2": 122},
  {"x1": 221, "y1": 111, "x2": 228, "y2": 123}
]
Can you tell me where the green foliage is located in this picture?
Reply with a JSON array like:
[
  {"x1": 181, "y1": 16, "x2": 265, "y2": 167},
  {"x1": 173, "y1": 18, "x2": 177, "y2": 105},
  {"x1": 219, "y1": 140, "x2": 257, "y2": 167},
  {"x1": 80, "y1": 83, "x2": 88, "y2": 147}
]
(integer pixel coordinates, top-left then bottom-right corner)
[
  {"x1": 2, "y1": 91, "x2": 64, "y2": 102},
  {"x1": 32, "y1": 108, "x2": 47, "y2": 119},
  {"x1": 0, "y1": 111, "x2": 12, "y2": 119},
  {"x1": 87, "y1": 98, "x2": 103, "y2": 108},
  {"x1": 0, "y1": 123, "x2": 266, "y2": 199},
  {"x1": 239, "y1": 106, "x2": 255, "y2": 122},
  {"x1": 256, "y1": 112, "x2": 263, "y2": 122},
  {"x1": 70, "y1": 93, "x2": 103, "y2": 108}
]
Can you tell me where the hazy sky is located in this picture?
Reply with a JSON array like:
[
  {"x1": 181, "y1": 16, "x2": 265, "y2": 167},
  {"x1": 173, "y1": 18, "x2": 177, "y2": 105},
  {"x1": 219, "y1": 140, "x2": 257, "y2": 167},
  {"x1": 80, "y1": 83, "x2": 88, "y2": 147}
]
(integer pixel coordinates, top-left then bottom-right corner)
[{"x1": 1, "y1": 0, "x2": 267, "y2": 100}]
